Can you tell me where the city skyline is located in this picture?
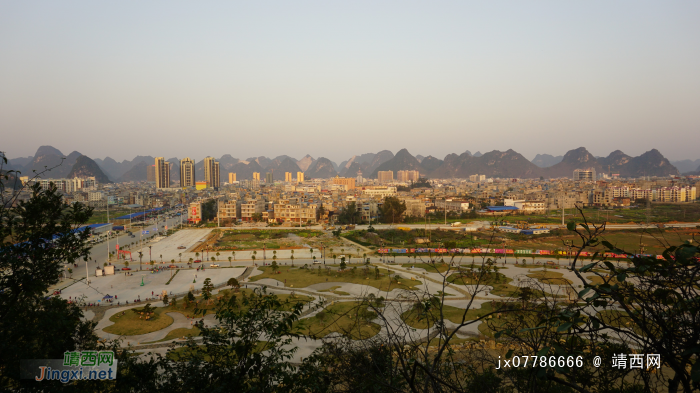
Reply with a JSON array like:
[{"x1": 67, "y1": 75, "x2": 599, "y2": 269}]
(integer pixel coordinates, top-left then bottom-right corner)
[{"x1": 2, "y1": 1, "x2": 700, "y2": 161}]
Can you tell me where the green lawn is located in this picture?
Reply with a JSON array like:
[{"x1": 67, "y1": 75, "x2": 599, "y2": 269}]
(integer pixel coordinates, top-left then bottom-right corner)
[
  {"x1": 343, "y1": 228, "x2": 490, "y2": 249},
  {"x1": 144, "y1": 327, "x2": 201, "y2": 343},
  {"x1": 402, "y1": 302, "x2": 494, "y2": 329},
  {"x1": 249, "y1": 265, "x2": 423, "y2": 292},
  {"x1": 103, "y1": 305, "x2": 174, "y2": 336},
  {"x1": 526, "y1": 271, "x2": 573, "y2": 285},
  {"x1": 296, "y1": 301, "x2": 381, "y2": 340},
  {"x1": 586, "y1": 274, "x2": 621, "y2": 286},
  {"x1": 401, "y1": 263, "x2": 453, "y2": 273},
  {"x1": 162, "y1": 288, "x2": 313, "y2": 318},
  {"x1": 213, "y1": 229, "x2": 324, "y2": 250},
  {"x1": 87, "y1": 209, "x2": 132, "y2": 224},
  {"x1": 446, "y1": 271, "x2": 519, "y2": 297},
  {"x1": 318, "y1": 286, "x2": 350, "y2": 296}
]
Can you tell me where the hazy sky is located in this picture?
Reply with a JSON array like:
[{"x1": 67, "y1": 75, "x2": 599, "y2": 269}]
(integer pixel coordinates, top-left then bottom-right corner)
[{"x1": 2, "y1": 1, "x2": 699, "y2": 163}]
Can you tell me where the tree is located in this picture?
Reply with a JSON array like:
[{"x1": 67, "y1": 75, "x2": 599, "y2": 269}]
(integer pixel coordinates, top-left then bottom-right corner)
[
  {"x1": 202, "y1": 278, "x2": 214, "y2": 304},
  {"x1": 228, "y1": 256, "x2": 232, "y2": 267},
  {"x1": 340, "y1": 257, "x2": 347, "y2": 271},
  {"x1": 271, "y1": 259, "x2": 278, "y2": 271},
  {"x1": 163, "y1": 294, "x2": 169, "y2": 306},
  {"x1": 179, "y1": 252, "x2": 182, "y2": 262},
  {"x1": 0, "y1": 160, "x2": 100, "y2": 390},
  {"x1": 227, "y1": 277, "x2": 240, "y2": 289},
  {"x1": 160, "y1": 287, "x2": 306, "y2": 392},
  {"x1": 381, "y1": 196, "x2": 407, "y2": 224},
  {"x1": 160, "y1": 254, "x2": 163, "y2": 263},
  {"x1": 138, "y1": 251, "x2": 143, "y2": 271},
  {"x1": 232, "y1": 251, "x2": 236, "y2": 261},
  {"x1": 125, "y1": 261, "x2": 130, "y2": 268},
  {"x1": 337, "y1": 202, "x2": 360, "y2": 224},
  {"x1": 201, "y1": 200, "x2": 217, "y2": 221},
  {"x1": 558, "y1": 217, "x2": 700, "y2": 392}
]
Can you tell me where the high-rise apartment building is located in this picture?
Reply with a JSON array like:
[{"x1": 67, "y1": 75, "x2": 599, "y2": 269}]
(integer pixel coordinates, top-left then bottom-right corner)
[
  {"x1": 297, "y1": 172, "x2": 304, "y2": 183},
  {"x1": 285, "y1": 172, "x2": 292, "y2": 182},
  {"x1": 265, "y1": 172, "x2": 274, "y2": 184},
  {"x1": 228, "y1": 172, "x2": 237, "y2": 183},
  {"x1": 397, "y1": 170, "x2": 420, "y2": 182},
  {"x1": 377, "y1": 171, "x2": 394, "y2": 183},
  {"x1": 155, "y1": 157, "x2": 170, "y2": 189},
  {"x1": 203, "y1": 157, "x2": 220, "y2": 189},
  {"x1": 147, "y1": 165, "x2": 156, "y2": 182},
  {"x1": 180, "y1": 157, "x2": 195, "y2": 187},
  {"x1": 573, "y1": 169, "x2": 596, "y2": 181},
  {"x1": 253, "y1": 172, "x2": 261, "y2": 181}
]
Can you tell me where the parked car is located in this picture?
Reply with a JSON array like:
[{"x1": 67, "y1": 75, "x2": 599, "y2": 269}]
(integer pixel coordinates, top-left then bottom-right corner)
[
  {"x1": 177, "y1": 246, "x2": 186, "y2": 249},
  {"x1": 210, "y1": 264, "x2": 219, "y2": 267},
  {"x1": 168, "y1": 264, "x2": 177, "y2": 268},
  {"x1": 122, "y1": 267, "x2": 131, "y2": 271},
  {"x1": 193, "y1": 260, "x2": 202, "y2": 263}
]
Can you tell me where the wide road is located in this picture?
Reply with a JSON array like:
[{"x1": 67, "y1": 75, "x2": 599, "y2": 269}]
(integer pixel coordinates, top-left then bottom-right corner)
[
  {"x1": 206, "y1": 222, "x2": 699, "y2": 231},
  {"x1": 58, "y1": 211, "x2": 188, "y2": 284}
]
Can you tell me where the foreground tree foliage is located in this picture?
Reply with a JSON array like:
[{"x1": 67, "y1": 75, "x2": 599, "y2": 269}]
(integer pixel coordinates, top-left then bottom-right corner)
[{"x1": 157, "y1": 288, "x2": 306, "y2": 392}]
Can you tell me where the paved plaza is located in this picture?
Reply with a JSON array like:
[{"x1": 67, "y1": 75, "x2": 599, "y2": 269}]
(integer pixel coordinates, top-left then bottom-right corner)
[
  {"x1": 58, "y1": 228, "x2": 606, "y2": 363},
  {"x1": 60, "y1": 267, "x2": 246, "y2": 305}
]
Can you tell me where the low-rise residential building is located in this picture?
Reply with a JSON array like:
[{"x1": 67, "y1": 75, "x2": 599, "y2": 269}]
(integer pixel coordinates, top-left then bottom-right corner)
[
  {"x1": 188, "y1": 202, "x2": 202, "y2": 223},
  {"x1": 240, "y1": 199, "x2": 265, "y2": 221},
  {"x1": 218, "y1": 200, "x2": 241, "y2": 222},
  {"x1": 401, "y1": 198, "x2": 426, "y2": 217},
  {"x1": 362, "y1": 186, "x2": 397, "y2": 199},
  {"x1": 274, "y1": 203, "x2": 317, "y2": 224},
  {"x1": 435, "y1": 198, "x2": 470, "y2": 213}
]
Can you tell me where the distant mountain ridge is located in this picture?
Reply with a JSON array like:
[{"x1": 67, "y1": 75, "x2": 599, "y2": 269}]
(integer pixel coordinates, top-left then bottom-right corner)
[
  {"x1": 305, "y1": 158, "x2": 337, "y2": 179},
  {"x1": 532, "y1": 154, "x2": 563, "y2": 168},
  {"x1": 67, "y1": 156, "x2": 112, "y2": 183},
  {"x1": 9, "y1": 145, "x2": 685, "y2": 181},
  {"x1": 371, "y1": 149, "x2": 425, "y2": 177},
  {"x1": 670, "y1": 159, "x2": 700, "y2": 174}
]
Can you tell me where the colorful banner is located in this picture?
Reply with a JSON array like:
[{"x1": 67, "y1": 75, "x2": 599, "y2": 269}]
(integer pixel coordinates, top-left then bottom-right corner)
[{"x1": 376, "y1": 247, "x2": 673, "y2": 260}]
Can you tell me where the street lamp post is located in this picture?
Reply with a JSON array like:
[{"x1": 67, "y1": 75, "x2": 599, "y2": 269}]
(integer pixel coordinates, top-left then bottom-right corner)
[{"x1": 106, "y1": 194, "x2": 110, "y2": 264}]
